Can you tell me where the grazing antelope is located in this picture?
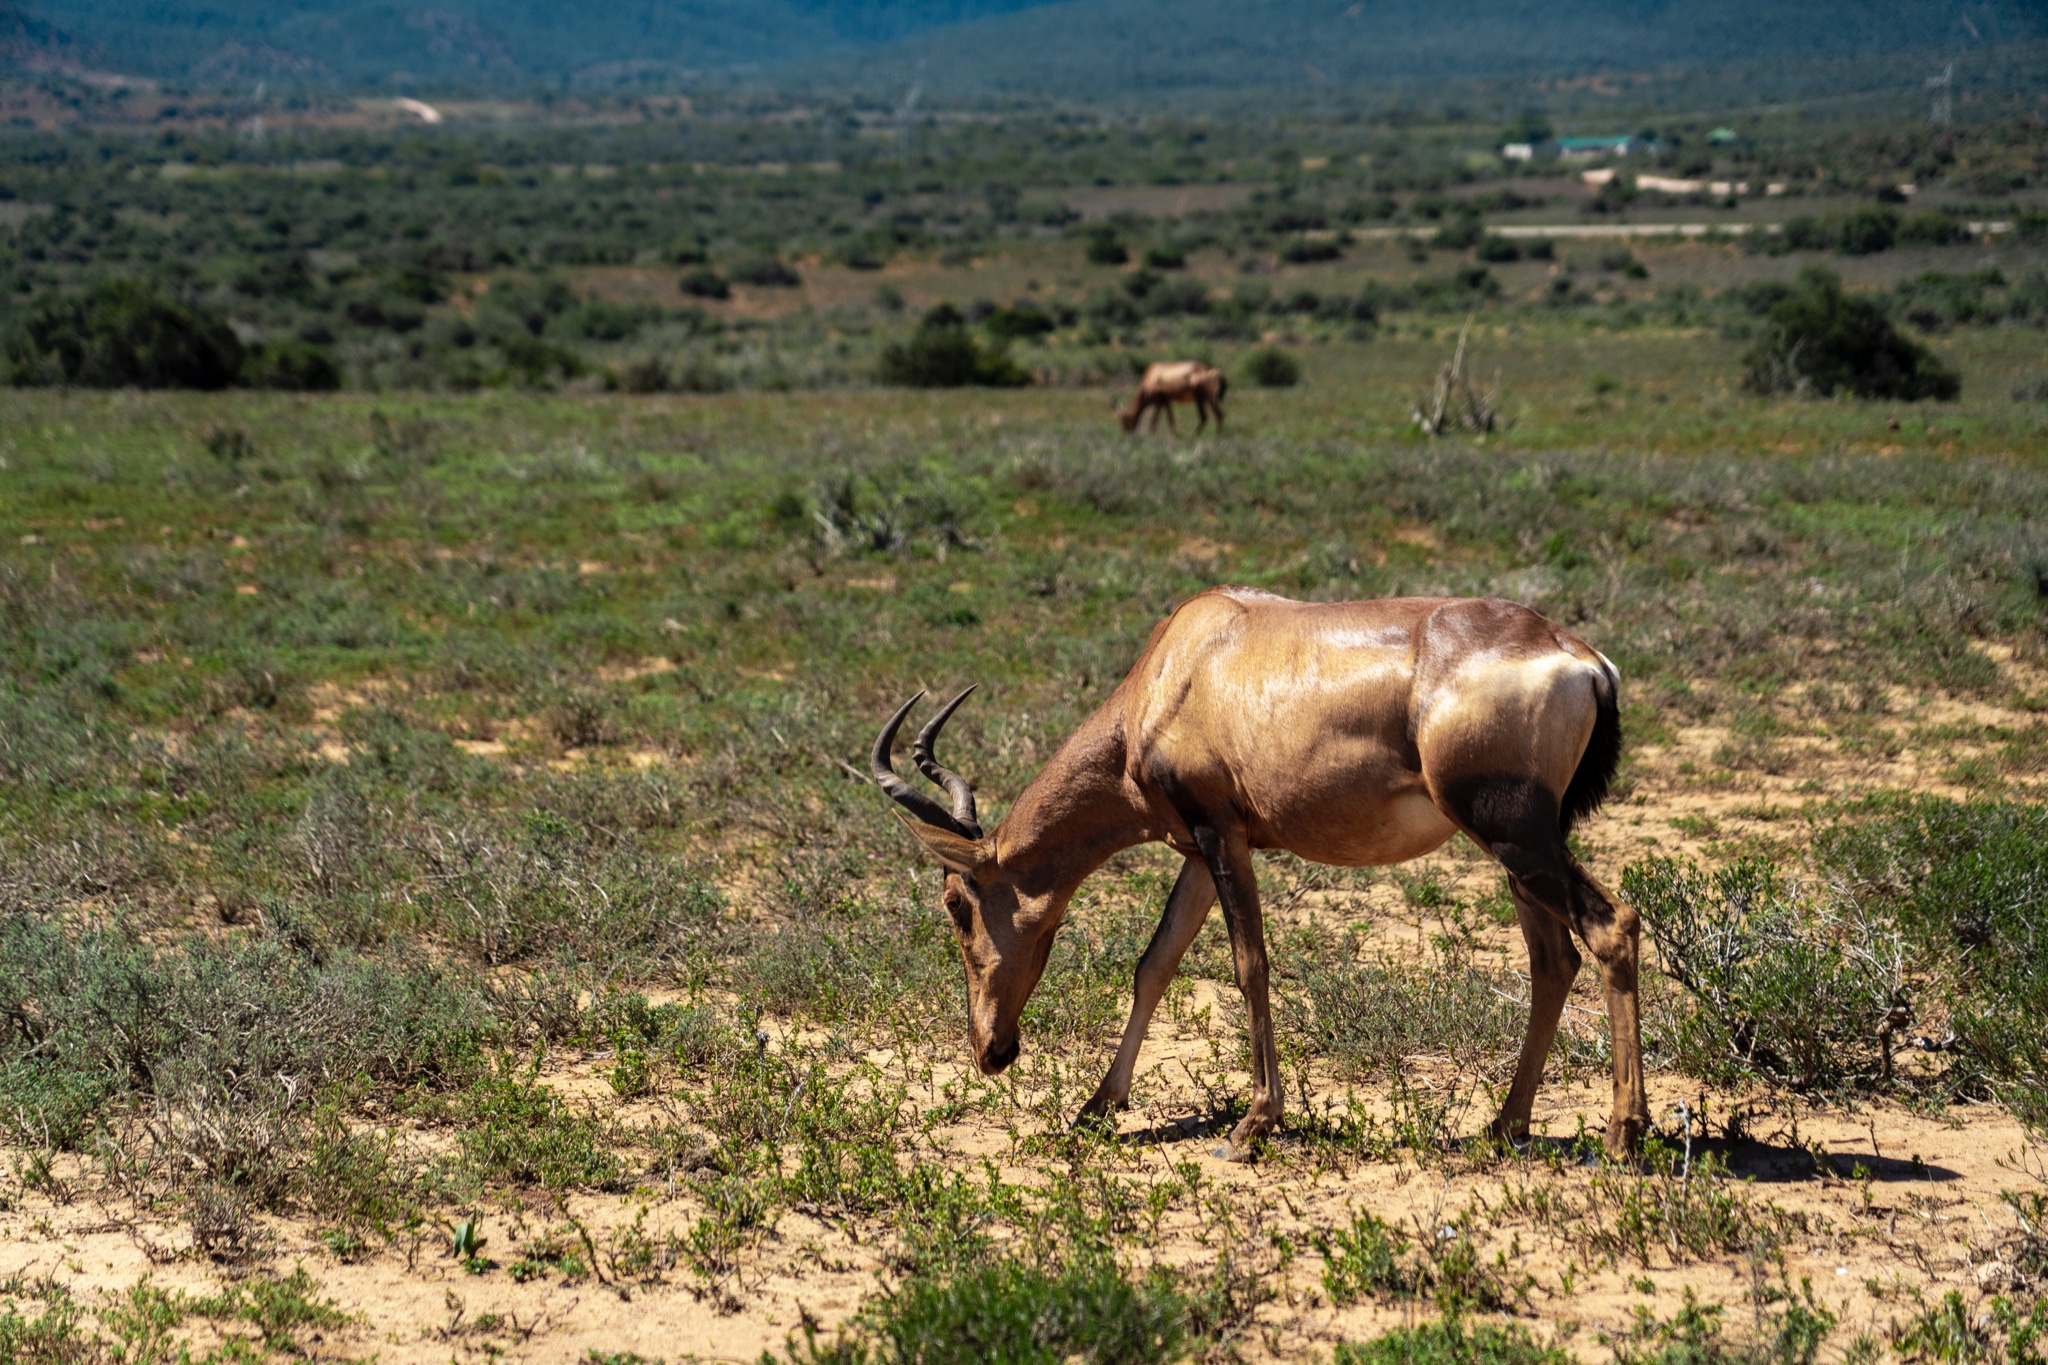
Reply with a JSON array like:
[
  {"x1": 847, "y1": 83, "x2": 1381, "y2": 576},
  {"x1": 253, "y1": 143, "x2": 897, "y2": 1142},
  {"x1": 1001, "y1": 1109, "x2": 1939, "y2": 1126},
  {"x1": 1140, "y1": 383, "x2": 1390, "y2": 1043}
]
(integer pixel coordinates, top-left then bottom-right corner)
[
  {"x1": 1117, "y1": 361, "x2": 1228, "y2": 434},
  {"x1": 871, "y1": 588, "x2": 1647, "y2": 1160}
]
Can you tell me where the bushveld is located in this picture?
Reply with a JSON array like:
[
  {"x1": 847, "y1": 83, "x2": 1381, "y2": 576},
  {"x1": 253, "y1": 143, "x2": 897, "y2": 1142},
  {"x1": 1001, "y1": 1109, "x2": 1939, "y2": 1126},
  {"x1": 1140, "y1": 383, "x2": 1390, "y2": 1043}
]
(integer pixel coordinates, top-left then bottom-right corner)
[{"x1": 2, "y1": 317, "x2": 2048, "y2": 1362}]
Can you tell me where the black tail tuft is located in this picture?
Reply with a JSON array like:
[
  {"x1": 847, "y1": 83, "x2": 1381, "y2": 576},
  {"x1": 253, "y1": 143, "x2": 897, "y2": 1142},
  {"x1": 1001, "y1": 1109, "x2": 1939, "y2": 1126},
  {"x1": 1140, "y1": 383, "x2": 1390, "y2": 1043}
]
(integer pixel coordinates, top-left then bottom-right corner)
[{"x1": 1560, "y1": 670, "x2": 1621, "y2": 837}]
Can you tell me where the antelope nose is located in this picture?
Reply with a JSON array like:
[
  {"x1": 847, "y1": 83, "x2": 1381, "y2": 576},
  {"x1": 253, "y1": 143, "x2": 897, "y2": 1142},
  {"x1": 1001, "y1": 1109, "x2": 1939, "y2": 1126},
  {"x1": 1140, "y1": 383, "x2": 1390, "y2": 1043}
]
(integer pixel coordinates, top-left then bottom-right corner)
[{"x1": 979, "y1": 1034, "x2": 1019, "y2": 1075}]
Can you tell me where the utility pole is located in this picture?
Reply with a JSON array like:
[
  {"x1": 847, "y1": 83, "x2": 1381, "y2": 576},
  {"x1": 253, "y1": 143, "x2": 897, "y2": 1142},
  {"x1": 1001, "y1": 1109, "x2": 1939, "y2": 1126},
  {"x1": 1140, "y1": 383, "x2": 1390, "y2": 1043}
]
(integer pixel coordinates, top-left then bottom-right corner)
[{"x1": 1927, "y1": 62, "x2": 1953, "y2": 126}]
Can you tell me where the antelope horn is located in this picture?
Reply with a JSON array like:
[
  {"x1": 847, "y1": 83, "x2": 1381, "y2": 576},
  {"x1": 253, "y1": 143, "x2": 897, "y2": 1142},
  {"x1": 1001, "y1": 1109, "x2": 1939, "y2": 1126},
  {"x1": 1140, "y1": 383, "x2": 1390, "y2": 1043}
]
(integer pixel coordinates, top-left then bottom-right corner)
[
  {"x1": 913, "y1": 685, "x2": 982, "y2": 838},
  {"x1": 871, "y1": 692, "x2": 969, "y2": 834}
]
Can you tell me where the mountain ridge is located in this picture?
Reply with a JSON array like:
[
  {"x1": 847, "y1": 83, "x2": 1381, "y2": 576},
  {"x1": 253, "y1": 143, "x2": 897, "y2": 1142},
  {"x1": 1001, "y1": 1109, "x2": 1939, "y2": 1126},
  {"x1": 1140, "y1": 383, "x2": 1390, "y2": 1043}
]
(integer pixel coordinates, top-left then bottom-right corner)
[{"x1": 7, "y1": 0, "x2": 2046, "y2": 96}]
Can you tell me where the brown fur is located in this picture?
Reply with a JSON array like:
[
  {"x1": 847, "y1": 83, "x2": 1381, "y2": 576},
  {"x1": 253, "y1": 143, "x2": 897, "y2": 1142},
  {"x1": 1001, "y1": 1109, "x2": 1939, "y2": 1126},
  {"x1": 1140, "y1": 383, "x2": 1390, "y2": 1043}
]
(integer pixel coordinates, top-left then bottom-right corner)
[
  {"x1": 875, "y1": 589, "x2": 1648, "y2": 1159},
  {"x1": 1117, "y1": 361, "x2": 1227, "y2": 434}
]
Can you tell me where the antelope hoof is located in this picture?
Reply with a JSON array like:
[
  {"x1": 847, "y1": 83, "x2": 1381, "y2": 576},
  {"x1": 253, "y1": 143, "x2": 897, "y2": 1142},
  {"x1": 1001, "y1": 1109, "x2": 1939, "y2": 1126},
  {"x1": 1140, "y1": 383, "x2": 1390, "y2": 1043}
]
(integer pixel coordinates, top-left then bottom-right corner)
[
  {"x1": 1604, "y1": 1114, "x2": 1649, "y2": 1158},
  {"x1": 1487, "y1": 1116, "x2": 1532, "y2": 1150},
  {"x1": 1221, "y1": 1115, "x2": 1275, "y2": 1161}
]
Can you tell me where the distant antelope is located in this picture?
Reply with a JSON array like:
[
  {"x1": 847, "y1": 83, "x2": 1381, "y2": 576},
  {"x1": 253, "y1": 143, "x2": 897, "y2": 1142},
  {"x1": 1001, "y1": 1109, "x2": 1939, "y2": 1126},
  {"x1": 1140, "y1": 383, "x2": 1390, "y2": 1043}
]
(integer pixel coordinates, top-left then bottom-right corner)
[
  {"x1": 871, "y1": 589, "x2": 1646, "y2": 1159},
  {"x1": 1117, "y1": 361, "x2": 1227, "y2": 434}
]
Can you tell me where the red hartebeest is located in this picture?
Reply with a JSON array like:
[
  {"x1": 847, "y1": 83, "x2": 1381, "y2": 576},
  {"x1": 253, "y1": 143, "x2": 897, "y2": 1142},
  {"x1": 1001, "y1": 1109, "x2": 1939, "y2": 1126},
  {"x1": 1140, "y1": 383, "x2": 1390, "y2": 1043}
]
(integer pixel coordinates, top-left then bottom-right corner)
[
  {"x1": 1117, "y1": 361, "x2": 1227, "y2": 434},
  {"x1": 871, "y1": 589, "x2": 1646, "y2": 1159}
]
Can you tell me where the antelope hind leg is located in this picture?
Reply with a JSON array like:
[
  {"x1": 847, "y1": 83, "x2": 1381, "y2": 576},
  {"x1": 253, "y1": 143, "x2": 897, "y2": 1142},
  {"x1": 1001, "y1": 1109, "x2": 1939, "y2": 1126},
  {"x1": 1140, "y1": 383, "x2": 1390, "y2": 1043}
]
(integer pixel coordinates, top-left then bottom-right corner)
[
  {"x1": 1077, "y1": 859, "x2": 1217, "y2": 1125},
  {"x1": 1448, "y1": 775, "x2": 1649, "y2": 1155}
]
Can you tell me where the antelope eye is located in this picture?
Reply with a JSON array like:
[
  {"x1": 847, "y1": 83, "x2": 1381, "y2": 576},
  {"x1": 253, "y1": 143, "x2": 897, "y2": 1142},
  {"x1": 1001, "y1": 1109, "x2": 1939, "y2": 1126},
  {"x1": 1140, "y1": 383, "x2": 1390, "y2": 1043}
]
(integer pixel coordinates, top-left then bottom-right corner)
[{"x1": 941, "y1": 882, "x2": 972, "y2": 932}]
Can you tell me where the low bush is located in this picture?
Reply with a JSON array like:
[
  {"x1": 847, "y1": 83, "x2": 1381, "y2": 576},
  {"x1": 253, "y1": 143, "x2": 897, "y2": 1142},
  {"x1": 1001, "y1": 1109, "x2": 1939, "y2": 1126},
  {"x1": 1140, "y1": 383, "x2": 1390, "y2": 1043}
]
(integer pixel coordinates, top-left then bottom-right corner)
[
  {"x1": 679, "y1": 267, "x2": 731, "y2": 300},
  {"x1": 877, "y1": 314, "x2": 1029, "y2": 388},
  {"x1": 7, "y1": 278, "x2": 243, "y2": 389},
  {"x1": 1280, "y1": 236, "x2": 1343, "y2": 263},
  {"x1": 983, "y1": 300, "x2": 1058, "y2": 339},
  {"x1": 1335, "y1": 1317, "x2": 1569, "y2": 1365},
  {"x1": 1084, "y1": 228, "x2": 1128, "y2": 265},
  {"x1": 1899, "y1": 211, "x2": 1969, "y2": 247},
  {"x1": 243, "y1": 337, "x2": 342, "y2": 391},
  {"x1": 1742, "y1": 267, "x2": 1959, "y2": 401},
  {"x1": 780, "y1": 1258, "x2": 1188, "y2": 1365},
  {"x1": 1476, "y1": 234, "x2": 1521, "y2": 262},
  {"x1": 1622, "y1": 857, "x2": 1905, "y2": 1092},
  {"x1": 1241, "y1": 347, "x2": 1301, "y2": 388},
  {"x1": 1836, "y1": 207, "x2": 1899, "y2": 256},
  {"x1": 730, "y1": 256, "x2": 802, "y2": 288}
]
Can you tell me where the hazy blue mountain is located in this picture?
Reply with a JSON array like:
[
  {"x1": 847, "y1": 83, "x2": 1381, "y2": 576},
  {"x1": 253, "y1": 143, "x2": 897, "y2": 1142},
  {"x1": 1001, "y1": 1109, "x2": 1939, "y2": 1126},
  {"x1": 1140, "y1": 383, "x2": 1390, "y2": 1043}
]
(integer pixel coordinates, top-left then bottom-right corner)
[
  {"x1": 821, "y1": 0, "x2": 2048, "y2": 98},
  {"x1": 7, "y1": 0, "x2": 1060, "y2": 84},
  {"x1": 8, "y1": 0, "x2": 2045, "y2": 92}
]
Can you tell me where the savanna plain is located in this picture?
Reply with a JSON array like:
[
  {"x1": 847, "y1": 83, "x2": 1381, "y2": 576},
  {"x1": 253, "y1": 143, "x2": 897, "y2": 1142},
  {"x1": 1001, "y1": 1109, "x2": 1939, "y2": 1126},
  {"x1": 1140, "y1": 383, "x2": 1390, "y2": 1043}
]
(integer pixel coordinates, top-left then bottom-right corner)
[{"x1": 4, "y1": 103, "x2": 2048, "y2": 1365}]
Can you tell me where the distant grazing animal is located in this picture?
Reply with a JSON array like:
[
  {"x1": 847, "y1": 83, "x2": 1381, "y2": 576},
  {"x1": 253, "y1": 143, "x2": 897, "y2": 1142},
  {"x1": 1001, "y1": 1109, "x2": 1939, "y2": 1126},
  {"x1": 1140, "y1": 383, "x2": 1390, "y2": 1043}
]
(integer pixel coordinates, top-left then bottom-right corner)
[
  {"x1": 1117, "y1": 361, "x2": 1227, "y2": 434},
  {"x1": 870, "y1": 589, "x2": 1645, "y2": 1161}
]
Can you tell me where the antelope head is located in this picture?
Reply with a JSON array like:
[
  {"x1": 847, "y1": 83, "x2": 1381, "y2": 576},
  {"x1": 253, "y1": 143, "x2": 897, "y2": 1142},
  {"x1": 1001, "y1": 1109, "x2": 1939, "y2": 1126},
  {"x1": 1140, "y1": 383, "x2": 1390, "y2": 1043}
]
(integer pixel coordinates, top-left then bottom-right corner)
[
  {"x1": 1113, "y1": 391, "x2": 1143, "y2": 433},
  {"x1": 871, "y1": 688, "x2": 1052, "y2": 1075}
]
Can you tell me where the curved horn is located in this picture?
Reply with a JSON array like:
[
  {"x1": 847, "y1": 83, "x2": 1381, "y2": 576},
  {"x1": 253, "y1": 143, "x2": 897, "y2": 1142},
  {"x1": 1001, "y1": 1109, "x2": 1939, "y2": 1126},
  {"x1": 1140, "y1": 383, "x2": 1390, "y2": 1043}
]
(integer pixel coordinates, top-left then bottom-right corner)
[
  {"x1": 913, "y1": 685, "x2": 981, "y2": 838},
  {"x1": 870, "y1": 692, "x2": 965, "y2": 833}
]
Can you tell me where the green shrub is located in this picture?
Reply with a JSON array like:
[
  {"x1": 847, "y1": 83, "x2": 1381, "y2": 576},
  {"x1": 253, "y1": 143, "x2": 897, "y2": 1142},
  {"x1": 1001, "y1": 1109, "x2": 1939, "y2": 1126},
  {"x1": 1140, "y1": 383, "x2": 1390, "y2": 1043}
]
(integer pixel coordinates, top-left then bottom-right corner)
[
  {"x1": 1280, "y1": 237, "x2": 1343, "y2": 263},
  {"x1": 1742, "y1": 267, "x2": 1958, "y2": 401},
  {"x1": 1814, "y1": 796, "x2": 2048, "y2": 1128},
  {"x1": 1084, "y1": 228, "x2": 1128, "y2": 265},
  {"x1": 1476, "y1": 234, "x2": 1521, "y2": 262},
  {"x1": 457, "y1": 1067, "x2": 628, "y2": 1190},
  {"x1": 243, "y1": 338, "x2": 341, "y2": 391},
  {"x1": 1432, "y1": 216, "x2": 1484, "y2": 251},
  {"x1": 1142, "y1": 244, "x2": 1185, "y2": 269},
  {"x1": 781, "y1": 1259, "x2": 1187, "y2": 1365},
  {"x1": 983, "y1": 300, "x2": 1057, "y2": 339},
  {"x1": 7, "y1": 278, "x2": 243, "y2": 389},
  {"x1": 1241, "y1": 346, "x2": 1301, "y2": 388},
  {"x1": 730, "y1": 256, "x2": 801, "y2": 288},
  {"x1": 1622, "y1": 857, "x2": 1903, "y2": 1092},
  {"x1": 679, "y1": 267, "x2": 731, "y2": 300},
  {"x1": 876, "y1": 317, "x2": 1029, "y2": 388},
  {"x1": 1836, "y1": 207, "x2": 1898, "y2": 255},
  {"x1": 1899, "y1": 211, "x2": 1969, "y2": 247},
  {"x1": 1335, "y1": 1317, "x2": 1569, "y2": 1365}
]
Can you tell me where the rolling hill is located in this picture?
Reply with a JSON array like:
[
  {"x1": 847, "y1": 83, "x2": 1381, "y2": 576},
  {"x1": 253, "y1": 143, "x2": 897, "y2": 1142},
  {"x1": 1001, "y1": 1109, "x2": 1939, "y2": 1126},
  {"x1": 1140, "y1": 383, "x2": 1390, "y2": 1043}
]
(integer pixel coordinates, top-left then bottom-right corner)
[{"x1": 6, "y1": 0, "x2": 2045, "y2": 96}]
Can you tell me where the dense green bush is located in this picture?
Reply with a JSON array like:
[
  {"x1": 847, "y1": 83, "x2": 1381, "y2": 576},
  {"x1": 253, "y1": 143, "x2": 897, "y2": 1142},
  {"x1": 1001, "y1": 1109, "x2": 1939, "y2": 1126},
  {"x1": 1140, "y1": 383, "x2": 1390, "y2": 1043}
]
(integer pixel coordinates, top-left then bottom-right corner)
[
  {"x1": 1898, "y1": 211, "x2": 1969, "y2": 247},
  {"x1": 782, "y1": 1259, "x2": 1188, "y2": 1365},
  {"x1": 1836, "y1": 207, "x2": 1899, "y2": 255},
  {"x1": 1242, "y1": 346, "x2": 1301, "y2": 387},
  {"x1": 1280, "y1": 236, "x2": 1343, "y2": 263},
  {"x1": 1742, "y1": 267, "x2": 1959, "y2": 400},
  {"x1": 243, "y1": 337, "x2": 342, "y2": 391},
  {"x1": 1814, "y1": 796, "x2": 2048, "y2": 1128},
  {"x1": 983, "y1": 299, "x2": 1058, "y2": 339},
  {"x1": 1622, "y1": 858, "x2": 1903, "y2": 1092},
  {"x1": 1084, "y1": 227, "x2": 1128, "y2": 265},
  {"x1": 730, "y1": 256, "x2": 802, "y2": 288},
  {"x1": 6, "y1": 278, "x2": 243, "y2": 389},
  {"x1": 877, "y1": 311, "x2": 1029, "y2": 387},
  {"x1": 679, "y1": 267, "x2": 732, "y2": 300},
  {"x1": 1334, "y1": 1317, "x2": 1568, "y2": 1365}
]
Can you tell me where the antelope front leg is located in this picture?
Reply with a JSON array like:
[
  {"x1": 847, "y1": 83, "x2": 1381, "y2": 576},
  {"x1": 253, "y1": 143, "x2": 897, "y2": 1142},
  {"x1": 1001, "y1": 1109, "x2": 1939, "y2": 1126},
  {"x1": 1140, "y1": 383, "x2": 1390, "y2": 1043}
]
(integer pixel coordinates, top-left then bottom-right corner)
[
  {"x1": 1078, "y1": 859, "x2": 1217, "y2": 1124},
  {"x1": 1492, "y1": 880, "x2": 1581, "y2": 1144},
  {"x1": 1192, "y1": 823, "x2": 1281, "y2": 1160}
]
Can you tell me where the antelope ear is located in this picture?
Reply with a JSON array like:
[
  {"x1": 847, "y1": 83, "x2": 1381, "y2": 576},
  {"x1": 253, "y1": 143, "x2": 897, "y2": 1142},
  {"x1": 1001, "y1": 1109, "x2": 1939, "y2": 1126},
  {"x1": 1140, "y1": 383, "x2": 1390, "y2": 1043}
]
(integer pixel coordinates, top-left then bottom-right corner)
[{"x1": 893, "y1": 812, "x2": 990, "y2": 875}]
